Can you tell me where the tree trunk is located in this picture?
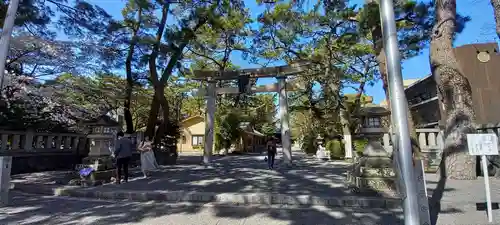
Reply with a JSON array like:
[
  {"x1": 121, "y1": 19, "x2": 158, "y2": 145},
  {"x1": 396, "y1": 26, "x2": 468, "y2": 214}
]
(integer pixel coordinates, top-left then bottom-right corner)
[
  {"x1": 324, "y1": 66, "x2": 352, "y2": 157},
  {"x1": 124, "y1": 46, "x2": 136, "y2": 134},
  {"x1": 376, "y1": 47, "x2": 418, "y2": 138},
  {"x1": 145, "y1": 17, "x2": 208, "y2": 142},
  {"x1": 377, "y1": 49, "x2": 391, "y2": 107},
  {"x1": 145, "y1": 83, "x2": 170, "y2": 145},
  {"x1": 490, "y1": 0, "x2": 500, "y2": 39},
  {"x1": 431, "y1": 0, "x2": 477, "y2": 180},
  {"x1": 123, "y1": 8, "x2": 143, "y2": 134},
  {"x1": 372, "y1": 25, "x2": 419, "y2": 154},
  {"x1": 349, "y1": 81, "x2": 366, "y2": 133},
  {"x1": 123, "y1": 94, "x2": 134, "y2": 133},
  {"x1": 145, "y1": 3, "x2": 170, "y2": 139},
  {"x1": 145, "y1": 4, "x2": 212, "y2": 148},
  {"x1": 369, "y1": 21, "x2": 390, "y2": 105},
  {"x1": 145, "y1": 88, "x2": 161, "y2": 139},
  {"x1": 155, "y1": 92, "x2": 170, "y2": 144},
  {"x1": 339, "y1": 106, "x2": 351, "y2": 156}
]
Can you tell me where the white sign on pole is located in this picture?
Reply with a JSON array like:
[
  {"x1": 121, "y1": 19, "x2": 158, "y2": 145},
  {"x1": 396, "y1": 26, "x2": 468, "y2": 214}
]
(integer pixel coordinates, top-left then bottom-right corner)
[
  {"x1": 467, "y1": 133, "x2": 499, "y2": 156},
  {"x1": 467, "y1": 133, "x2": 499, "y2": 223}
]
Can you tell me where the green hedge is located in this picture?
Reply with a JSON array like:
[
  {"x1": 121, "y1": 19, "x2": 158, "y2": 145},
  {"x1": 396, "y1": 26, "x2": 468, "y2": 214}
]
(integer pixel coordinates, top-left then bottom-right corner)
[
  {"x1": 353, "y1": 138, "x2": 369, "y2": 156},
  {"x1": 326, "y1": 140, "x2": 344, "y2": 159}
]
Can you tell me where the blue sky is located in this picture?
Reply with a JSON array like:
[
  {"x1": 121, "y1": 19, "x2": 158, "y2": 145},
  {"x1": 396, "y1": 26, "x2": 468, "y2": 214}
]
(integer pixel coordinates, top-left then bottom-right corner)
[{"x1": 88, "y1": 0, "x2": 499, "y2": 104}]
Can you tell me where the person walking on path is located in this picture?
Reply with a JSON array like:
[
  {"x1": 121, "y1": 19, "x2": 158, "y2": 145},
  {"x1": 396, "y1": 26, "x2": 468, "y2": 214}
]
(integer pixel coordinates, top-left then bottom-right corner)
[
  {"x1": 266, "y1": 137, "x2": 277, "y2": 169},
  {"x1": 138, "y1": 136, "x2": 158, "y2": 178},
  {"x1": 114, "y1": 131, "x2": 133, "y2": 184}
]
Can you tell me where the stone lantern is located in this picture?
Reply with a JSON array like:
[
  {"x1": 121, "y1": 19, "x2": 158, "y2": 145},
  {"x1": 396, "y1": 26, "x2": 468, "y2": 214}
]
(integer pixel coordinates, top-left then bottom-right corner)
[
  {"x1": 315, "y1": 135, "x2": 328, "y2": 160},
  {"x1": 346, "y1": 104, "x2": 397, "y2": 196},
  {"x1": 353, "y1": 104, "x2": 391, "y2": 156},
  {"x1": 81, "y1": 115, "x2": 120, "y2": 171}
]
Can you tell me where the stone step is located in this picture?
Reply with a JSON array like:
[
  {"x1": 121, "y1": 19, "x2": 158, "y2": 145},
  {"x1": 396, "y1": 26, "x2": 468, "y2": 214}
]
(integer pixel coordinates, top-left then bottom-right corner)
[{"x1": 11, "y1": 183, "x2": 402, "y2": 210}]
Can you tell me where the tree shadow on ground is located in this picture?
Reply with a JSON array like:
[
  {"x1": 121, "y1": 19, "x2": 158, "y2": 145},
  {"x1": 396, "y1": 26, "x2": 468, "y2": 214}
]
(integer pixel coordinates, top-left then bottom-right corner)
[
  {"x1": 428, "y1": 159, "x2": 448, "y2": 225},
  {"x1": 424, "y1": 163, "x2": 500, "y2": 224},
  {"x1": 425, "y1": 179, "x2": 456, "y2": 200},
  {"x1": 1, "y1": 192, "x2": 403, "y2": 225},
  {"x1": 6, "y1": 152, "x2": 404, "y2": 225},
  {"x1": 92, "y1": 154, "x2": 361, "y2": 196}
]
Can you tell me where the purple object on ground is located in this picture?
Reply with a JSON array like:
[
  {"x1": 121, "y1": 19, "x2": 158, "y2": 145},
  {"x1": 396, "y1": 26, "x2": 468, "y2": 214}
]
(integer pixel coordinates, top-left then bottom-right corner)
[{"x1": 79, "y1": 167, "x2": 94, "y2": 177}]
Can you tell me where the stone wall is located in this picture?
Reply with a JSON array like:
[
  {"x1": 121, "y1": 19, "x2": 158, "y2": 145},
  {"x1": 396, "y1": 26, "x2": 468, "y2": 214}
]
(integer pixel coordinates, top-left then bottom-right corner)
[
  {"x1": 1, "y1": 128, "x2": 184, "y2": 174},
  {"x1": 0, "y1": 130, "x2": 88, "y2": 174},
  {"x1": 11, "y1": 151, "x2": 82, "y2": 175}
]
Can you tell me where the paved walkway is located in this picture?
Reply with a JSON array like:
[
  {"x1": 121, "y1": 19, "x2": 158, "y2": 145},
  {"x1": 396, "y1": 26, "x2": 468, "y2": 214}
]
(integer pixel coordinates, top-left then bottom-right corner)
[
  {"x1": 425, "y1": 173, "x2": 500, "y2": 224},
  {"x1": 8, "y1": 150, "x2": 500, "y2": 224},
  {"x1": 0, "y1": 192, "x2": 403, "y2": 225},
  {"x1": 11, "y1": 150, "x2": 400, "y2": 208}
]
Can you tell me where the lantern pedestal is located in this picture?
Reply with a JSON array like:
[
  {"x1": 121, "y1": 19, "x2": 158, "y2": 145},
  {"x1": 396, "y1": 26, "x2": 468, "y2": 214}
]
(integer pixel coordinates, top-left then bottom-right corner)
[
  {"x1": 81, "y1": 156, "x2": 114, "y2": 171},
  {"x1": 80, "y1": 132, "x2": 116, "y2": 171},
  {"x1": 345, "y1": 140, "x2": 398, "y2": 197}
]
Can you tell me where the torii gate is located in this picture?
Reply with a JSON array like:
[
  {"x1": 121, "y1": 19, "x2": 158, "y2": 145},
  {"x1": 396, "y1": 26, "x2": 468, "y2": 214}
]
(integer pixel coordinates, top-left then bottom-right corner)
[{"x1": 193, "y1": 62, "x2": 310, "y2": 165}]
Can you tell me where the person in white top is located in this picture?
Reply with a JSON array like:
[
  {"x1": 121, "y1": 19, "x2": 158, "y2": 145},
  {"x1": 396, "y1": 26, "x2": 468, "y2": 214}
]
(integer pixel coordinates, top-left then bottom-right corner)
[{"x1": 137, "y1": 136, "x2": 158, "y2": 178}]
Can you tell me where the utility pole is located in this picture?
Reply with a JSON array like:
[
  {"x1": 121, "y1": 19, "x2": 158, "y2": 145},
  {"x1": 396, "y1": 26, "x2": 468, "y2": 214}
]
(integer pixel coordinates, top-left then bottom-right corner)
[
  {"x1": 379, "y1": 0, "x2": 420, "y2": 224},
  {"x1": 0, "y1": 0, "x2": 20, "y2": 90}
]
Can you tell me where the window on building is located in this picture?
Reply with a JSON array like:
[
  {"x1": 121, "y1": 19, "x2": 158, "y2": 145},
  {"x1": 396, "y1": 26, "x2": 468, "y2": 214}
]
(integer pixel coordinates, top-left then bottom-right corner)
[
  {"x1": 192, "y1": 135, "x2": 204, "y2": 146},
  {"x1": 181, "y1": 136, "x2": 186, "y2": 144},
  {"x1": 365, "y1": 117, "x2": 381, "y2": 128}
]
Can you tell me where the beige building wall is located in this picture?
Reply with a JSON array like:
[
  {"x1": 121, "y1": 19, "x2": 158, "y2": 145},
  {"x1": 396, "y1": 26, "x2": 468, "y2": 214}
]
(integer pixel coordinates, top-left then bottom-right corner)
[
  {"x1": 176, "y1": 115, "x2": 267, "y2": 154},
  {"x1": 177, "y1": 116, "x2": 205, "y2": 153}
]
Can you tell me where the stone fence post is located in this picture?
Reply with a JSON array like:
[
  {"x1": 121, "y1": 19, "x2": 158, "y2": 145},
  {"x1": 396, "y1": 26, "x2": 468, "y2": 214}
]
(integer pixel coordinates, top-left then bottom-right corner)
[{"x1": 23, "y1": 129, "x2": 34, "y2": 151}]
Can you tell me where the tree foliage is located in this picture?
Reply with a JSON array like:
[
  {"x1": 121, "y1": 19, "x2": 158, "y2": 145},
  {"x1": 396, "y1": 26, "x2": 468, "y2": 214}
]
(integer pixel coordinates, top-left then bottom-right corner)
[{"x1": 0, "y1": 0, "x2": 477, "y2": 162}]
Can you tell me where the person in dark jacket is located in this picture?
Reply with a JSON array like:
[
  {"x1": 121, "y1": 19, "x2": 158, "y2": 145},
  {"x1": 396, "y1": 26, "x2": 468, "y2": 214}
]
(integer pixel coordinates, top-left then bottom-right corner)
[
  {"x1": 114, "y1": 131, "x2": 133, "y2": 184},
  {"x1": 266, "y1": 137, "x2": 277, "y2": 169}
]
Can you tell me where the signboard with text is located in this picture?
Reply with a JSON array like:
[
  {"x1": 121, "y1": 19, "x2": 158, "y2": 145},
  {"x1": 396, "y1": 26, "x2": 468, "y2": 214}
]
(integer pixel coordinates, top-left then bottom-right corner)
[
  {"x1": 467, "y1": 133, "x2": 499, "y2": 223},
  {"x1": 467, "y1": 133, "x2": 499, "y2": 156}
]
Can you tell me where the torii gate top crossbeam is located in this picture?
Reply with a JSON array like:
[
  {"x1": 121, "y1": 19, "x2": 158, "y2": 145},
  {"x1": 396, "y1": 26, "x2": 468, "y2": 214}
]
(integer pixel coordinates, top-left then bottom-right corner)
[{"x1": 192, "y1": 61, "x2": 311, "y2": 80}]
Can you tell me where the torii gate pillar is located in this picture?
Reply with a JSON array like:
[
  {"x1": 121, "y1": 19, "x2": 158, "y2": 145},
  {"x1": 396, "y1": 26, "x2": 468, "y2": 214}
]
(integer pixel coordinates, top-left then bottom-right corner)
[
  {"x1": 203, "y1": 80, "x2": 216, "y2": 164},
  {"x1": 278, "y1": 77, "x2": 292, "y2": 165}
]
